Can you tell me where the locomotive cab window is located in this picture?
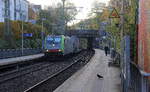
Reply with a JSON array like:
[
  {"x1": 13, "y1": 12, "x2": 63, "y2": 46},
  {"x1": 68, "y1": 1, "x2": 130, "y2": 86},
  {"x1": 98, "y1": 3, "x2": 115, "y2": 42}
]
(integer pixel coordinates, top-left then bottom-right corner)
[
  {"x1": 47, "y1": 37, "x2": 61, "y2": 44},
  {"x1": 54, "y1": 38, "x2": 61, "y2": 44}
]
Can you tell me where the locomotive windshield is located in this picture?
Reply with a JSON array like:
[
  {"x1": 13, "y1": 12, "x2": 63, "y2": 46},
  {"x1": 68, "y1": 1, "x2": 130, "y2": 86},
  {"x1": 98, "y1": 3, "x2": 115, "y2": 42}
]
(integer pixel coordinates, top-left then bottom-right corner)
[
  {"x1": 45, "y1": 36, "x2": 62, "y2": 49},
  {"x1": 47, "y1": 37, "x2": 61, "y2": 44}
]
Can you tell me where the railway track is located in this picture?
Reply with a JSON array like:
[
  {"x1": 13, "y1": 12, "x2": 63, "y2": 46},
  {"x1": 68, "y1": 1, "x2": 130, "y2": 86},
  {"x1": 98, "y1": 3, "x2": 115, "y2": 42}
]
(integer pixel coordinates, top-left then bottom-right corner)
[
  {"x1": 0, "y1": 57, "x2": 46, "y2": 74},
  {"x1": 0, "y1": 62, "x2": 55, "y2": 83},
  {"x1": 24, "y1": 50, "x2": 95, "y2": 92},
  {"x1": 0, "y1": 50, "x2": 95, "y2": 92}
]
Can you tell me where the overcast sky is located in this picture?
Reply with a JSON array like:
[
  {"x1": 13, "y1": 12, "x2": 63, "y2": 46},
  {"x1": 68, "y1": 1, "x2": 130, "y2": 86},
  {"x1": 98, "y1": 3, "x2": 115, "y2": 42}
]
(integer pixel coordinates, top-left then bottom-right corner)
[
  {"x1": 28, "y1": 0, "x2": 110, "y2": 24},
  {"x1": 28, "y1": 0, "x2": 109, "y2": 6}
]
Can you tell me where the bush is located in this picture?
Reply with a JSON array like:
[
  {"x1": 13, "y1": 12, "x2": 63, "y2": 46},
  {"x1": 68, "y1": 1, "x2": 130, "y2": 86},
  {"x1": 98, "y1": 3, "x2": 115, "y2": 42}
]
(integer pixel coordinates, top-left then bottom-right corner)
[
  {"x1": 0, "y1": 39, "x2": 10, "y2": 49},
  {"x1": 0, "y1": 21, "x2": 47, "y2": 49}
]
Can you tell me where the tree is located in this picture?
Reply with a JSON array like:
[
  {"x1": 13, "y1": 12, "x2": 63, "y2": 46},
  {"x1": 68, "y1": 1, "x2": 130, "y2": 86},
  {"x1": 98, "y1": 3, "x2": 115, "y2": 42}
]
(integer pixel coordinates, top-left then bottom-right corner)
[
  {"x1": 91, "y1": 1, "x2": 106, "y2": 13},
  {"x1": 0, "y1": 20, "x2": 46, "y2": 49},
  {"x1": 71, "y1": 1, "x2": 107, "y2": 30},
  {"x1": 37, "y1": 1, "x2": 78, "y2": 35},
  {"x1": 64, "y1": 2, "x2": 78, "y2": 25}
]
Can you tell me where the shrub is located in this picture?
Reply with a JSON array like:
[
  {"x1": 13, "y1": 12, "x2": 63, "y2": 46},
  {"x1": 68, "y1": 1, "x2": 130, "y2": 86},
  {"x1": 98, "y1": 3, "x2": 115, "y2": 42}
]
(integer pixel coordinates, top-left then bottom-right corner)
[{"x1": 0, "y1": 21, "x2": 47, "y2": 49}]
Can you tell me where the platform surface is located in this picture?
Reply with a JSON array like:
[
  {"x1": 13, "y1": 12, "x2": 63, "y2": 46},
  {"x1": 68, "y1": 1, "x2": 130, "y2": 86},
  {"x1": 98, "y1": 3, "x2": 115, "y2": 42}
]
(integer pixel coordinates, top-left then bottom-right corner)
[
  {"x1": 0, "y1": 54, "x2": 44, "y2": 66},
  {"x1": 54, "y1": 49, "x2": 121, "y2": 92}
]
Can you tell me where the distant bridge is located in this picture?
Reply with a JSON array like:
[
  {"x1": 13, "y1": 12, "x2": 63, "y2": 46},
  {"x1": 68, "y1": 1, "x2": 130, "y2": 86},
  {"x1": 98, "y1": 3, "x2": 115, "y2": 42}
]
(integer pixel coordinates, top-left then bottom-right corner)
[
  {"x1": 66, "y1": 30, "x2": 99, "y2": 38},
  {"x1": 66, "y1": 29, "x2": 100, "y2": 49}
]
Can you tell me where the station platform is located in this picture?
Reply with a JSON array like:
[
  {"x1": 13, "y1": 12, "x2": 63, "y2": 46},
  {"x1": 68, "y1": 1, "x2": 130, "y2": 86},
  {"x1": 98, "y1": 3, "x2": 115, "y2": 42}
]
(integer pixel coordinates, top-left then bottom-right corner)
[
  {"x1": 0, "y1": 54, "x2": 44, "y2": 66},
  {"x1": 54, "y1": 49, "x2": 121, "y2": 92}
]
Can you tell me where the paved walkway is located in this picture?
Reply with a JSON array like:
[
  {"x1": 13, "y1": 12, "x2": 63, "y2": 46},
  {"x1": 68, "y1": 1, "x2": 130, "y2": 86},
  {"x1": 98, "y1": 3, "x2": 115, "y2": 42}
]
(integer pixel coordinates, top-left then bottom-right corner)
[
  {"x1": 0, "y1": 54, "x2": 44, "y2": 66},
  {"x1": 54, "y1": 49, "x2": 121, "y2": 92}
]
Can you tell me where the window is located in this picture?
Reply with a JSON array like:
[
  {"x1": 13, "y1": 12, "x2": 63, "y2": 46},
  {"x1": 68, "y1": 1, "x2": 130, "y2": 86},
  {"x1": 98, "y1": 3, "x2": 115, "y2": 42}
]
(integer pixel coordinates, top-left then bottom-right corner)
[{"x1": 47, "y1": 37, "x2": 61, "y2": 44}]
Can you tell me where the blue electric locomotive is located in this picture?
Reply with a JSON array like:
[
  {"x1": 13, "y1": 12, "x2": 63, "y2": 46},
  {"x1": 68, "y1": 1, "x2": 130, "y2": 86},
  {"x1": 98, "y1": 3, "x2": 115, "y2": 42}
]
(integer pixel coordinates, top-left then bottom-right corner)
[{"x1": 44, "y1": 35, "x2": 80, "y2": 57}]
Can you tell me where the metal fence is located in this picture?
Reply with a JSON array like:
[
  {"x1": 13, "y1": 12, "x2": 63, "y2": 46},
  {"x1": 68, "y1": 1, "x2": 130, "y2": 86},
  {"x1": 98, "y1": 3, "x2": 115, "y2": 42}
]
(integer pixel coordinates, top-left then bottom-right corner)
[
  {"x1": 0, "y1": 48, "x2": 42, "y2": 59},
  {"x1": 121, "y1": 36, "x2": 131, "y2": 92},
  {"x1": 121, "y1": 36, "x2": 150, "y2": 92},
  {"x1": 129, "y1": 62, "x2": 150, "y2": 92}
]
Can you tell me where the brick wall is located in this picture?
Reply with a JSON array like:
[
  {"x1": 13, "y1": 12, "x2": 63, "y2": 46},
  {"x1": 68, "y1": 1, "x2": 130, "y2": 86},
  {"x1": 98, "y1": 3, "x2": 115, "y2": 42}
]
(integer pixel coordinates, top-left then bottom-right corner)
[{"x1": 138, "y1": 0, "x2": 150, "y2": 73}]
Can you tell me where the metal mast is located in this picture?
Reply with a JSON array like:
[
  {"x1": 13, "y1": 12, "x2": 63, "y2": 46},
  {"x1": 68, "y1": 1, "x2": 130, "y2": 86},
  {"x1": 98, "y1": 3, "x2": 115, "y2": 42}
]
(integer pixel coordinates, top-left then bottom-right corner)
[
  {"x1": 62, "y1": 0, "x2": 66, "y2": 35},
  {"x1": 4, "y1": 0, "x2": 10, "y2": 35},
  {"x1": 19, "y1": 0, "x2": 24, "y2": 55},
  {"x1": 4, "y1": 0, "x2": 13, "y2": 48},
  {"x1": 121, "y1": 0, "x2": 125, "y2": 39}
]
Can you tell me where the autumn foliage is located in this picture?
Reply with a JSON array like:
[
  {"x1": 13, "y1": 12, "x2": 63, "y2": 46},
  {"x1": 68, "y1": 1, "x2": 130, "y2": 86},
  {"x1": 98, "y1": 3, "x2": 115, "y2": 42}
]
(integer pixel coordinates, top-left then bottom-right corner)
[
  {"x1": 0, "y1": 21, "x2": 47, "y2": 49},
  {"x1": 0, "y1": 21, "x2": 45, "y2": 39}
]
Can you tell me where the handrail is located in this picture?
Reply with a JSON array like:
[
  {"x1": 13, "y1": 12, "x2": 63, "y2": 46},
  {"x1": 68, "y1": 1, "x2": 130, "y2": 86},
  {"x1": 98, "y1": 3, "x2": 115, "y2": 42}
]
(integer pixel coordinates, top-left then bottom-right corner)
[{"x1": 130, "y1": 62, "x2": 150, "y2": 77}]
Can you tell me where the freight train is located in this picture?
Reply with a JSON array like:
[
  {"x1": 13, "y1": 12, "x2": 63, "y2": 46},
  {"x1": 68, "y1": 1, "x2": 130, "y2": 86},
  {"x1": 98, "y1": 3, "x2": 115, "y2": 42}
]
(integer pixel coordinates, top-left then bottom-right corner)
[{"x1": 44, "y1": 35, "x2": 81, "y2": 57}]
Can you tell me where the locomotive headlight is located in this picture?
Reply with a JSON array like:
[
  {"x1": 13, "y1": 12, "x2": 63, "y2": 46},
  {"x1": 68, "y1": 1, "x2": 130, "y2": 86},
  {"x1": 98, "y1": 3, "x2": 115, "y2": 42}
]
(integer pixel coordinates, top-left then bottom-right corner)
[
  {"x1": 52, "y1": 44, "x2": 55, "y2": 46},
  {"x1": 46, "y1": 50, "x2": 49, "y2": 52},
  {"x1": 59, "y1": 50, "x2": 61, "y2": 52}
]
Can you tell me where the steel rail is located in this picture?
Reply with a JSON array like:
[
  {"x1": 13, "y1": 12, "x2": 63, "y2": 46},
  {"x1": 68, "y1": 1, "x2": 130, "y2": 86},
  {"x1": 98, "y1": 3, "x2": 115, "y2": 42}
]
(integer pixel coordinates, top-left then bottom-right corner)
[
  {"x1": 0, "y1": 62, "x2": 55, "y2": 84},
  {"x1": 24, "y1": 50, "x2": 94, "y2": 92}
]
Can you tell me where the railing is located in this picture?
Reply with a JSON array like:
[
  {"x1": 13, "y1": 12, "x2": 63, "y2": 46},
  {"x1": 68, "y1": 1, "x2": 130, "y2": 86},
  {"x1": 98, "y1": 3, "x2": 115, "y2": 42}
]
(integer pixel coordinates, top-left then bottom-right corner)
[
  {"x1": 121, "y1": 36, "x2": 150, "y2": 92},
  {"x1": 0, "y1": 48, "x2": 42, "y2": 59},
  {"x1": 129, "y1": 62, "x2": 150, "y2": 92}
]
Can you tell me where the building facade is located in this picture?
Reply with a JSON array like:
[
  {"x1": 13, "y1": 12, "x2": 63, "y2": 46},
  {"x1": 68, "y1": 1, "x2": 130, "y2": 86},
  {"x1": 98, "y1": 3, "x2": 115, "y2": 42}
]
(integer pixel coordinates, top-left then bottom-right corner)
[
  {"x1": 28, "y1": 4, "x2": 41, "y2": 20},
  {"x1": 0, "y1": 0, "x2": 5, "y2": 22},
  {"x1": 0, "y1": 0, "x2": 29, "y2": 22}
]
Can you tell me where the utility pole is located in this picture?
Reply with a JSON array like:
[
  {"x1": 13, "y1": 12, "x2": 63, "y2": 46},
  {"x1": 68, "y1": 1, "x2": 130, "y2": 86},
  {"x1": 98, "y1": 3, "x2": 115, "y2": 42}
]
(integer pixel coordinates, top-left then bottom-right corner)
[
  {"x1": 4, "y1": 0, "x2": 10, "y2": 36},
  {"x1": 121, "y1": 0, "x2": 130, "y2": 92},
  {"x1": 4, "y1": 0, "x2": 12, "y2": 47},
  {"x1": 62, "y1": 0, "x2": 66, "y2": 35},
  {"x1": 120, "y1": 0, "x2": 125, "y2": 59},
  {"x1": 121, "y1": 0, "x2": 125, "y2": 40},
  {"x1": 19, "y1": 0, "x2": 24, "y2": 55},
  {"x1": 120, "y1": 0, "x2": 125, "y2": 71}
]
